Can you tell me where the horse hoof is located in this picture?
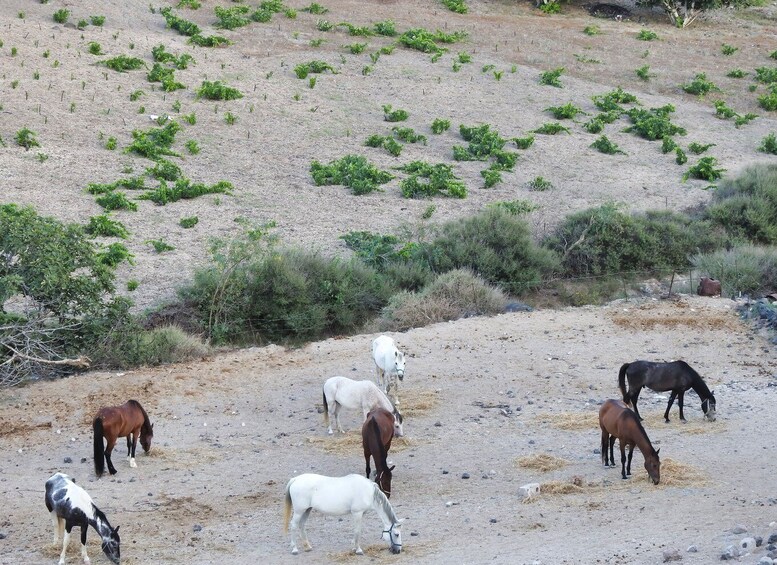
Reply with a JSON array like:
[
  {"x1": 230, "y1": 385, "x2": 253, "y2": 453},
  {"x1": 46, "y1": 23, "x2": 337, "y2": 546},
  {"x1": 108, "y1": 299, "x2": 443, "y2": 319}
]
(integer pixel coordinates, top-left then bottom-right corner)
[
  {"x1": 327, "y1": 430, "x2": 333, "y2": 436},
  {"x1": 355, "y1": 548, "x2": 364, "y2": 555},
  {"x1": 291, "y1": 548, "x2": 299, "y2": 555},
  {"x1": 129, "y1": 459, "x2": 137, "y2": 468}
]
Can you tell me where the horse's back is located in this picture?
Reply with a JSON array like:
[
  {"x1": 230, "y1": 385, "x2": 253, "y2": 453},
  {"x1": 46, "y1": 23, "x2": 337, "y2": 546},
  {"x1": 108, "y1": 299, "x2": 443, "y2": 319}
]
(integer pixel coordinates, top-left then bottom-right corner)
[
  {"x1": 599, "y1": 399, "x2": 633, "y2": 432},
  {"x1": 45, "y1": 473, "x2": 94, "y2": 517},
  {"x1": 289, "y1": 473, "x2": 374, "y2": 513}
]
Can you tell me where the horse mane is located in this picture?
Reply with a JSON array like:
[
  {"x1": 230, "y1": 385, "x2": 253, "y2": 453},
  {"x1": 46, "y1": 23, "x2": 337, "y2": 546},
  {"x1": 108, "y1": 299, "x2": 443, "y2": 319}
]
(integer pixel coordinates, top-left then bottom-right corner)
[
  {"x1": 372, "y1": 483, "x2": 398, "y2": 523},
  {"x1": 676, "y1": 361, "x2": 712, "y2": 398},
  {"x1": 625, "y1": 409, "x2": 658, "y2": 456},
  {"x1": 128, "y1": 399, "x2": 152, "y2": 435},
  {"x1": 370, "y1": 416, "x2": 388, "y2": 466}
]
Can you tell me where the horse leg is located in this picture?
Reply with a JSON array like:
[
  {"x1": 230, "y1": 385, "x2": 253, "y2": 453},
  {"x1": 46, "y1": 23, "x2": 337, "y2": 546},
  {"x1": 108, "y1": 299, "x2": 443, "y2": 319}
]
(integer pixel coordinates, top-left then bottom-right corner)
[
  {"x1": 298, "y1": 508, "x2": 313, "y2": 552},
  {"x1": 600, "y1": 429, "x2": 609, "y2": 467},
  {"x1": 51, "y1": 511, "x2": 63, "y2": 544},
  {"x1": 289, "y1": 510, "x2": 302, "y2": 555},
  {"x1": 129, "y1": 427, "x2": 140, "y2": 468},
  {"x1": 334, "y1": 402, "x2": 344, "y2": 434},
  {"x1": 626, "y1": 445, "x2": 634, "y2": 476},
  {"x1": 631, "y1": 388, "x2": 644, "y2": 421},
  {"x1": 79, "y1": 521, "x2": 91, "y2": 565},
  {"x1": 664, "y1": 391, "x2": 678, "y2": 423},
  {"x1": 677, "y1": 390, "x2": 686, "y2": 422},
  {"x1": 105, "y1": 437, "x2": 118, "y2": 475},
  {"x1": 620, "y1": 442, "x2": 628, "y2": 480},
  {"x1": 365, "y1": 448, "x2": 372, "y2": 478},
  {"x1": 59, "y1": 525, "x2": 71, "y2": 565},
  {"x1": 352, "y1": 511, "x2": 365, "y2": 555},
  {"x1": 608, "y1": 436, "x2": 616, "y2": 467},
  {"x1": 126, "y1": 435, "x2": 132, "y2": 460}
]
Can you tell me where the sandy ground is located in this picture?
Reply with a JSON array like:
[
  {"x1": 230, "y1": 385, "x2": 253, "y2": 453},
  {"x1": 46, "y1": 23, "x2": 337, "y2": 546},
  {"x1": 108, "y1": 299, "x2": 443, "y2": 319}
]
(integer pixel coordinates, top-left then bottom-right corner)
[
  {"x1": 2, "y1": 296, "x2": 777, "y2": 564},
  {"x1": 2, "y1": 1, "x2": 777, "y2": 564}
]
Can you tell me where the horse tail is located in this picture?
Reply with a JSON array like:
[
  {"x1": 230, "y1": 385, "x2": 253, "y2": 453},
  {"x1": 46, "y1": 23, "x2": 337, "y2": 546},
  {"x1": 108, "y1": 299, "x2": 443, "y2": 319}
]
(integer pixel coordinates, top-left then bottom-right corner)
[
  {"x1": 283, "y1": 480, "x2": 293, "y2": 534},
  {"x1": 618, "y1": 363, "x2": 630, "y2": 404},
  {"x1": 322, "y1": 387, "x2": 329, "y2": 427},
  {"x1": 93, "y1": 417, "x2": 105, "y2": 477}
]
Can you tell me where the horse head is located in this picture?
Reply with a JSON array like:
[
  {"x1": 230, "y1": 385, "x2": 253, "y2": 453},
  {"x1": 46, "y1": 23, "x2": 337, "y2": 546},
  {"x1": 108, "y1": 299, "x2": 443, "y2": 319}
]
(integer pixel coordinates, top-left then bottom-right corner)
[
  {"x1": 101, "y1": 525, "x2": 120, "y2": 565},
  {"x1": 645, "y1": 448, "x2": 660, "y2": 485},
  {"x1": 140, "y1": 423, "x2": 154, "y2": 453},
  {"x1": 382, "y1": 521, "x2": 403, "y2": 554},
  {"x1": 702, "y1": 392, "x2": 716, "y2": 421},
  {"x1": 394, "y1": 351, "x2": 405, "y2": 381},
  {"x1": 376, "y1": 466, "x2": 393, "y2": 499},
  {"x1": 392, "y1": 409, "x2": 404, "y2": 437}
]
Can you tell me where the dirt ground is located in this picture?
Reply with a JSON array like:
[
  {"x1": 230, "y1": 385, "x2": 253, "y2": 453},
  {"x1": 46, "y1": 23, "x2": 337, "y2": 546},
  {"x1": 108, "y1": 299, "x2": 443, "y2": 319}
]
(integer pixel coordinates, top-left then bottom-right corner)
[
  {"x1": 2, "y1": 296, "x2": 777, "y2": 564},
  {"x1": 2, "y1": 1, "x2": 777, "y2": 564}
]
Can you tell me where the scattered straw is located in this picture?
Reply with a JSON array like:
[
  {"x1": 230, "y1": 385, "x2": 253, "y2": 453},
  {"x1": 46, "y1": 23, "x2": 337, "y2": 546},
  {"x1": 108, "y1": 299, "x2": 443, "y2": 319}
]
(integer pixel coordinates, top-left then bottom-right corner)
[
  {"x1": 609, "y1": 301, "x2": 739, "y2": 331},
  {"x1": 306, "y1": 432, "x2": 412, "y2": 454},
  {"x1": 516, "y1": 453, "x2": 569, "y2": 472},
  {"x1": 658, "y1": 457, "x2": 709, "y2": 487},
  {"x1": 401, "y1": 389, "x2": 440, "y2": 417},
  {"x1": 537, "y1": 411, "x2": 599, "y2": 431},
  {"x1": 329, "y1": 540, "x2": 438, "y2": 562},
  {"x1": 540, "y1": 480, "x2": 586, "y2": 495}
]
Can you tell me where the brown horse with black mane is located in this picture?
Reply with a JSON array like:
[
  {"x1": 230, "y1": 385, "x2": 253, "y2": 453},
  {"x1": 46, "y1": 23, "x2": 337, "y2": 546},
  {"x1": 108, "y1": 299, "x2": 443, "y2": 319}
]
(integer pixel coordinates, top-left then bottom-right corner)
[
  {"x1": 362, "y1": 407, "x2": 395, "y2": 498},
  {"x1": 93, "y1": 400, "x2": 154, "y2": 477},
  {"x1": 599, "y1": 399, "x2": 660, "y2": 484}
]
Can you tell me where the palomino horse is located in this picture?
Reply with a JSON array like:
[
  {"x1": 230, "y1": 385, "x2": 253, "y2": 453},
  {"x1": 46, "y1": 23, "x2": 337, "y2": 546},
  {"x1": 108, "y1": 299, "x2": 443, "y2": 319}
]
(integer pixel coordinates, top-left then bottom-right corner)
[
  {"x1": 372, "y1": 335, "x2": 406, "y2": 406},
  {"x1": 618, "y1": 360, "x2": 716, "y2": 423},
  {"x1": 323, "y1": 376, "x2": 403, "y2": 437},
  {"x1": 599, "y1": 399, "x2": 661, "y2": 484},
  {"x1": 45, "y1": 472, "x2": 121, "y2": 565},
  {"x1": 93, "y1": 400, "x2": 154, "y2": 477},
  {"x1": 362, "y1": 407, "x2": 395, "y2": 498},
  {"x1": 283, "y1": 473, "x2": 403, "y2": 555}
]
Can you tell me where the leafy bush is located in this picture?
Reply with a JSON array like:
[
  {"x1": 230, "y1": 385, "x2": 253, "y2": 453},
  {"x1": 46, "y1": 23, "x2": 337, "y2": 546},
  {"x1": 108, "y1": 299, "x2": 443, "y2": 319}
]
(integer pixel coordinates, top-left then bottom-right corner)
[
  {"x1": 147, "y1": 239, "x2": 175, "y2": 252},
  {"x1": 383, "y1": 104, "x2": 409, "y2": 122},
  {"x1": 637, "y1": 29, "x2": 658, "y2": 41},
  {"x1": 442, "y1": 0, "x2": 468, "y2": 13},
  {"x1": 15, "y1": 128, "x2": 40, "y2": 150},
  {"x1": 294, "y1": 60, "x2": 335, "y2": 79},
  {"x1": 104, "y1": 55, "x2": 145, "y2": 72},
  {"x1": 539, "y1": 1, "x2": 561, "y2": 13},
  {"x1": 754, "y1": 67, "x2": 777, "y2": 84},
  {"x1": 682, "y1": 157, "x2": 725, "y2": 182},
  {"x1": 759, "y1": 88, "x2": 777, "y2": 111},
  {"x1": 392, "y1": 127, "x2": 427, "y2": 144},
  {"x1": 214, "y1": 5, "x2": 251, "y2": 29},
  {"x1": 692, "y1": 245, "x2": 777, "y2": 296},
  {"x1": 147, "y1": 63, "x2": 185, "y2": 91},
  {"x1": 423, "y1": 207, "x2": 559, "y2": 294},
  {"x1": 146, "y1": 158, "x2": 183, "y2": 181},
  {"x1": 735, "y1": 113, "x2": 758, "y2": 128},
  {"x1": 180, "y1": 216, "x2": 199, "y2": 228},
  {"x1": 399, "y1": 161, "x2": 466, "y2": 198},
  {"x1": 93, "y1": 324, "x2": 210, "y2": 368},
  {"x1": 687, "y1": 142, "x2": 716, "y2": 154},
  {"x1": 160, "y1": 7, "x2": 201, "y2": 36},
  {"x1": 339, "y1": 22, "x2": 373, "y2": 36},
  {"x1": 88, "y1": 42, "x2": 103, "y2": 55},
  {"x1": 53, "y1": 9, "x2": 70, "y2": 24},
  {"x1": 373, "y1": 20, "x2": 396, "y2": 36},
  {"x1": 96, "y1": 242, "x2": 134, "y2": 267},
  {"x1": 196, "y1": 81, "x2": 243, "y2": 100},
  {"x1": 545, "y1": 103, "x2": 584, "y2": 119},
  {"x1": 704, "y1": 163, "x2": 777, "y2": 244},
  {"x1": 85, "y1": 215, "x2": 129, "y2": 238},
  {"x1": 583, "y1": 25, "x2": 600, "y2": 35},
  {"x1": 721, "y1": 43, "x2": 738, "y2": 55},
  {"x1": 635, "y1": 65, "x2": 652, "y2": 81},
  {"x1": 310, "y1": 155, "x2": 393, "y2": 195},
  {"x1": 592, "y1": 87, "x2": 638, "y2": 112},
  {"x1": 533, "y1": 122, "x2": 570, "y2": 135},
  {"x1": 661, "y1": 136, "x2": 678, "y2": 154},
  {"x1": 681, "y1": 73, "x2": 720, "y2": 96},
  {"x1": 590, "y1": 135, "x2": 625, "y2": 155},
  {"x1": 90, "y1": 15, "x2": 106, "y2": 26},
  {"x1": 139, "y1": 179, "x2": 233, "y2": 205},
  {"x1": 624, "y1": 105, "x2": 686, "y2": 140},
  {"x1": 151, "y1": 45, "x2": 195, "y2": 69},
  {"x1": 302, "y1": 2, "x2": 328, "y2": 13},
  {"x1": 126, "y1": 121, "x2": 182, "y2": 159},
  {"x1": 726, "y1": 69, "x2": 746, "y2": 78},
  {"x1": 529, "y1": 176, "x2": 553, "y2": 191},
  {"x1": 545, "y1": 203, "x2": 724, "y2": 277},
  {"x1": 95, "y1": 192, "x2": 138, "y2": 212},
  {"x1": 513, "y1": 134, "x2": 535, "y2": 149},
  {"x1": 379, "y1": 269, "x2": 508, "y2": 331},
  {"x1": 539, "y1": 67, "x2": 564, "y2": 87},
  {"x1": 190, "y1": 34, "x2": 230, "y2": 47},
  {"x1": 397, "y1": 28, "x2": 466, "y2": 54},
  {"x1": 347, "y1": 42, "x2": 367, "y2": 55},
  {"x1": 759, "y1": 133, "x2": 777, "y2": 154},
  {"x1": 431, "y1": 118, "x2": 451, "y2": 134},
  {"x1": 454, "y1": 124, "x2": 507, "y2": 160},
  {"x1": 675, "y1": 147, "x2": 687, "y2": 165}
]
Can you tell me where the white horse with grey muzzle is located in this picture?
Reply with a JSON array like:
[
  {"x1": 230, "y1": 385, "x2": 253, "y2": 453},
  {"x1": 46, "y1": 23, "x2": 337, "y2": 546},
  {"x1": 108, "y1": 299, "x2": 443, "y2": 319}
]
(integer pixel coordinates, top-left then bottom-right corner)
[
  {"x1": 372, "y1": 335, "x2": 406, "y2": 406},
  {"x1": 283, "y1": 473, "x2": 403, "y2": 555}
]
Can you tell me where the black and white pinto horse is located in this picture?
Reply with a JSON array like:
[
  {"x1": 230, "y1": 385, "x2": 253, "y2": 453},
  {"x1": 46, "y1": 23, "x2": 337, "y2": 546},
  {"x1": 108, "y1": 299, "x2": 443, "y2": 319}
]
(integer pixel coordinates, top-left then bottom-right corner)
[
  {"x1": 45, "y1": 473, "x2": 120, "y2": 565},
  {"x1": 618, "y1": 360, "x2": 717, "y2": 423}
]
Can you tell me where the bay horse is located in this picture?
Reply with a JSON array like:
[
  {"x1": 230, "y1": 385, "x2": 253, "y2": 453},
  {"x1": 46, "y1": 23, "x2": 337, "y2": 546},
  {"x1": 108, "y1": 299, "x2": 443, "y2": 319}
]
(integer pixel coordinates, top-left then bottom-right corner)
[
  {"x1": 93, "y1": 400, "x2": 154, "y2": 477},
  {"x1": 283, "y1": 473, "x2": 403, "y2": 555},
  {"x1": 322, "y1": 376, "x2": 403, "y2": 437},
  {"x1": 599, "y1": 399, "x2": 661, "y2": 484},
  {"x1": 45, "y1": 472, "x2": 120, "y2": 565},
  {"x1": 372, "y1": 335, "x2": 406, "y2": 406},
  {"x1": 618, "y1": 360, "x2": 716, "y2": 423},
  {"x1": 362, "y1": 407, "x2": 395, "y2": 498}
]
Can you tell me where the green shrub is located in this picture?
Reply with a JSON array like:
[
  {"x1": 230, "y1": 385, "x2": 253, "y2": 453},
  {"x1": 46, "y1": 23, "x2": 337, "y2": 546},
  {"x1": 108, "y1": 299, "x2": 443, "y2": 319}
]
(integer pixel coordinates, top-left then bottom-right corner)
[
  {"x1": 637, "y1": 29, "x2": 658, "y2": 41},
  {"x1": 392, "y1": 126, "x2": 427, "y2": 144},
  {"x1": 661, "y1": 136, "x2": 678, "y2": 154},
  {"x1": 545, "y1": 203, "x2": 724, "y2": 277},
  {"x1": 15, "y1": 128, "x2": 40, "y2": 150},
  {"x1": 758, "y1": 88, "x2": 777, "y2": 111},
  {"x1": 488, "y1": 200, "x2": 540, "y2": 215},
  {"x1": 624, "y1": 105, "x2": 686, "y2": 140},
  {"x1": 126, "y1": 121, "x2": 182, "y2": 159},
  {"x1": 160, "y1": 7, "x2": 201, "y2": 36},
  {"x1": 399, "y1": 161, "x2": 466, "y2": 198},
  {"x1": 185, "y1": 139, "x2": 200, "y2": 154},
  {"x1": 302, "y1": 2, "x2": 329, "y2": 13},
  {"x1": 85, "y1": 215, "x2": 129, "y2": 238},
  {"x1": 340, "y1": 23, "x2": 373, "y2": 36},
  {"x1": 310, "y1": 155, "x2": 393, "y2": 195},
  {"x1": 529, "y1": 176, "x2": 553, "y2": 191},
  {"x1": 513, "y1": 134, "x2": 535, "y2": 149},
  {"x1": 104, "y1": 55, "x2": 145, "y2": 72},
  {"x1": 96, "y1": 242, "x2": 134, "y2": 267},
  {"x1": 347, "y1": 42, "x2": 367, "y2": 55},
  {"x1": 583, "y1": 25, "x2": 600, "y2": 35},
  {"x1": 95, "y1": 192, "x2": 138, "y2": 212},
  {"x1": 726, "y1": 69, "x2": 746, "y2": 78},
  {"x1": 704, "y1": 163, "x2": 777, "y2": 244},
  {"x1": 759, "y1": 133, "x2": 777, "y2": 154},
  {"x1": 196, "y1": 81, "x2": 242, "y2": 100},
  {"x1": 681, "y1": 73, "x2": 720, "y2": 96},
  {"x1": 682, "y1": 157, "x2": 725, "y2": 182},
  {"x1": 147, "y1": 239, "x2": 175, "y2": 252},
  {"x1": 294, "y1": 60, "x2": 335, "y2": 79},
  {"x1": 90, "y1": 15, "x2": 106, "y2": 26},
  {"x1": 423, "y1": 207, "x2": 559, "y2": 294},
  {"x1": 431, "y1": 118, "x2": 451, "y2": 134},
  {"x1": 675, "y1": 147, "x2": 687, "y2": 165},
  {"x1": 190, "y1": 34, "x2": 230, "y2": 47},
  {"x1": 138, "y1": 179, "x2": 233, "y2": 205},
  {"x1": 754, "y1": 67, "x2": 777, "y2": 84},
  {"x1": 583, "y1": 118, "x2": 604, "y2": 134},
  {"x1": 687, "y1": 142, "x2": 716, "y2": 154},
  {"x1": 93, "y1": 324, "x2": 210, "y2": 368},
  {"x1": 533, "y1": 122, "x2": 570, "y2": 135},
  {"x1": 539, "y1": 1, "x2": 561, "y2": 13},
  {"x1": 692, "y1": 245, "x2": 777, "y2": 296},
  {"x1": 88, "y1": 42, "x2": 103, "y2": 55},
  {"x1": 214, "y1": 5, "x2": 251, "y2": 29},
  {"x1": 127, "y1": 280, "x2": 139, "y2": 291},
  {"x1": 735, "y1": 113, "x2": 758, "y2": 127},
  {"x1": 379, "y1": 269, "x2": 508, "y2": 331},
  {"x1": 481, "y1": 168, "x2": 502, "y2": 188},
  {"x1": 539, "y1": 67, "x2": 564, "y2": 87},
  {"x1": 635, "y1": 65, "x2": 652, "y2": 81},
  {"x1": 383, "y1": 104, "x2": 409, "y2": 122},
  {"x1": 721, "y1": 43, "x2": 738, "y2": 55},
  {"x1": 373, "y1": 20, "x2": 396, "y2": 36},
  {"x1": 146, "y1": 158, "x2": 183, "y2": 181},
  {"x1": 545, "y1": 102, "x2": 584, "y2": 119},
  {"x1": 455, "y1": 124, "x2": 507, "y2": 160},
  {"x1": 592, "y1": 87, "x2": 638, "y2": 112},
  {"x1": 130, "y1": 90, "x2": 144, "y2": 101},
  {"x1": 442, "y1": 0, "x2": 468, "y2": 13},
  {"x1": 397, "y1": 28, "x2": 466, "y2": 54},
  {"x1": 53, "y1": 9, "x2": 70, "y2": 24},
  {"x1": 180, "y1": 216, "x2": 199, "y2": 228},
  {"x1": 590, "y1": 135, "x2": 625, "y2": 155}
]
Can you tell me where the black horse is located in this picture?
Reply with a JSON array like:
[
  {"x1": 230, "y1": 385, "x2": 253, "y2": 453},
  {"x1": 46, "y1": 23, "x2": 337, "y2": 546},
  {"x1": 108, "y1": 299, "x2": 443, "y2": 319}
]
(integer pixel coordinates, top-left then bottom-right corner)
[{"x1": 618, "y1": 360, "x2": 716, "y2": 423}]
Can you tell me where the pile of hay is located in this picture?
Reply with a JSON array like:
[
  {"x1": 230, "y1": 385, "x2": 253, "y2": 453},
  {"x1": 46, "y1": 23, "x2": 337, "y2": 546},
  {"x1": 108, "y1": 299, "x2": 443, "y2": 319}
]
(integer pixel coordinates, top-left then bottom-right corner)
[
  {"x1": 401, "y1": 389, "x2": 440, "y2": 417},
  {"x1": 306, "y1": 433, "x2": 413, "y2": 454},
  {"x1": 538, "y1": 411, "x2": 599, "y2": 431},
  {"x1": 658, "y1": 457, "x2": 709, "y2": 487},
  {"x1": 516, "y1": 453, "x2": 569, "y2": 472}
]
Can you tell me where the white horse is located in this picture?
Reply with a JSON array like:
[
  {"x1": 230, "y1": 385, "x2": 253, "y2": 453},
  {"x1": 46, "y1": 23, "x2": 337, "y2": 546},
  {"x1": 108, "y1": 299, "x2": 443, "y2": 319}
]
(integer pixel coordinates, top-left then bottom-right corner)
[
  {"x1": 372, "y1": 335, "x2": 406, "y2": 406},
  {"x1": 283, "y1": 473, "x2": 403, "y2": 555},
  {"x1": 44, "y1": 473, "x2": 121, "y2": 565},
  {"x1": 323, "y1": 376, "x2": 403, "y2": 436}
]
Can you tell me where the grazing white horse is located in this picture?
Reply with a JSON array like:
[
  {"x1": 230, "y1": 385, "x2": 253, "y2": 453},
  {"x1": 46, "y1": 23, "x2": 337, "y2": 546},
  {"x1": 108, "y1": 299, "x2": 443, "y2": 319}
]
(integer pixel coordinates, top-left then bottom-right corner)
[
  {"x1": 323, "y1": 376, "x2": 403, "y2": 437},
  {"x1": 372, "y1": 335, "x2": 406, "y2": 406},
  {"x1": 44, "y1": 473, "x2": 121, "y2": 565},
  {"x1": 283, "y1": 473, "x2": 403, "y2": 555}
]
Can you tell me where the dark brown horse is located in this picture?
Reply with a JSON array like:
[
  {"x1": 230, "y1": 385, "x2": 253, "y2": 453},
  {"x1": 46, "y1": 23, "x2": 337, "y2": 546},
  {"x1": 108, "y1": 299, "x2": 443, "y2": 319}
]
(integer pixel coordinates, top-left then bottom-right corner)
[
  {"x1": 93, "y1": 400, "x2": 154, "y2": 477},
  {"x1": 618, "y1": 360, "x2": 716, "y2": 423},
  {"x1": 599, "y1": 399, "x2": 660, "y2": 484},
  {"x1": 361, "y1": 407, "x2": 395, "y2": 498}
]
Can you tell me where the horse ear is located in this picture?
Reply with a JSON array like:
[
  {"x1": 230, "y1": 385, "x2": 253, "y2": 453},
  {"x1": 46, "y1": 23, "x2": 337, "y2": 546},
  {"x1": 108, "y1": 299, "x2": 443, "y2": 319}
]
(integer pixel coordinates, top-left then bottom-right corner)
[
  {"x1": 151, "y1": 423, "x2": 154, "y2": 429},
  {"x1": 389, "y1": 465, "x2": 395, "y2": 471},
  {"x1": 114, "y1": 526, "x2": 120, "y2": 533},
  {"x1": 656, "y1": 448, "x2": 660, "y2": 455}
]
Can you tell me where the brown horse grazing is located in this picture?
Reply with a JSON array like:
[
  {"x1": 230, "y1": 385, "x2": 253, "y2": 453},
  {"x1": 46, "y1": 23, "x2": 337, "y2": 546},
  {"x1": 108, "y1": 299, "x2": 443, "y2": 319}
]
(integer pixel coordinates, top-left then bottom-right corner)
[
  {"x1": 362, "y1": 408, "x2": 395, "y2": 498},
  {"x1": 94, "y1": 400, "x2": 154, "y2": 477},
  {"x1": 599, "y1": 399, "x2": 660, "y2": 484}
]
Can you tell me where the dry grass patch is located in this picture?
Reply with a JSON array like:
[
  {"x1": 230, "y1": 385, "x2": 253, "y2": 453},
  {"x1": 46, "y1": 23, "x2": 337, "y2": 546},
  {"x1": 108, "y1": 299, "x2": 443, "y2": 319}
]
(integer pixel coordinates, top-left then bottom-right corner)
[
  {"x1": 516, "y1": 453, "x2": 569, "y2": 472},
  {"x1": 401, "y1": 389, "x2": 441, "y2": 417},
  {"x1": 609, "y1": 300, "x2": 739, "y2": 331},
  {"x1": 538, "y1": 411, "x2": 599, "y2": 430},
  {"x1": 642, "y1": 414, "x2": 724, "y2": 434},
  {"x1": 658, "y1": 457, "x2": 709, "y2": 487},
  {"x1": 306, "y1": 432, "x2": 413, "y2": 454},
  {"x1": 329, "y1": 540, "x2": 439, "y2": 562}
]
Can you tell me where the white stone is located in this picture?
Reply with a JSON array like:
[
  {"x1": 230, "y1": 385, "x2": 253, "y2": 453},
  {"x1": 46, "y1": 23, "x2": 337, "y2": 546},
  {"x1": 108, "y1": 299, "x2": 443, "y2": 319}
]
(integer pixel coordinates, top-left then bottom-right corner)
[{"x1": 740, "y1": 537, "x2": 757, "y2": 553}]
